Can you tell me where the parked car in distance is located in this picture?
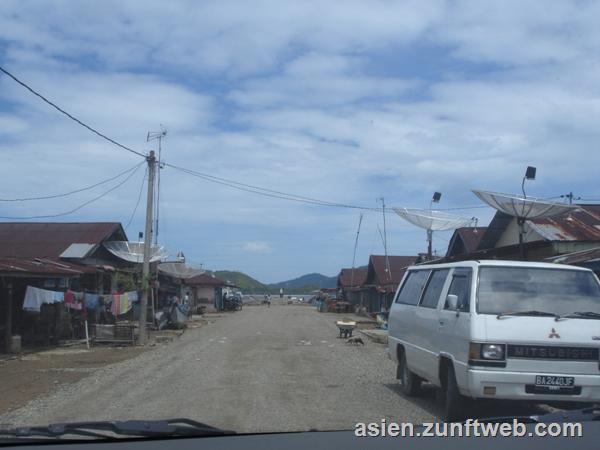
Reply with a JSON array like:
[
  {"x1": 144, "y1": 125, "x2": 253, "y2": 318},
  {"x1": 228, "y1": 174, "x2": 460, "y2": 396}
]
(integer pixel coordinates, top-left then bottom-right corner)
[{"x1": 388, "y1": 260, "x2": 600, "y2": 421}]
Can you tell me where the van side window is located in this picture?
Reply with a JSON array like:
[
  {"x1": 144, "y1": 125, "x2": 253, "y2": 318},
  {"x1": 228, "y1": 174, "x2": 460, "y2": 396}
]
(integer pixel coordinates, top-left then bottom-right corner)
[
  {"x1": 395, "y1": 270, "x2": 430, "y2": 305},
  {"x1": 445, "y1": 269, "x2": 472, "y2": 311},
  {"x1": 419, "y1": 269, "x2": 450, "y2": 308}
]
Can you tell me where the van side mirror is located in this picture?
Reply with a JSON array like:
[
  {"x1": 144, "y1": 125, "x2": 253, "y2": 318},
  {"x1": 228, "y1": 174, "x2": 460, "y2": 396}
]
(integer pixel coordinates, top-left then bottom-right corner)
[{"x1": 446, "y1": 294, "x2": 458, "y2": 310}]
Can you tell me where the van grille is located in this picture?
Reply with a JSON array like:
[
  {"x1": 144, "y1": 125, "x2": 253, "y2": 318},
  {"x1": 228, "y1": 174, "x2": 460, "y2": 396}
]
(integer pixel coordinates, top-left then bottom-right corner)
[{"x1": 507, "y1": 345, "x2": 599, "y2": 361}]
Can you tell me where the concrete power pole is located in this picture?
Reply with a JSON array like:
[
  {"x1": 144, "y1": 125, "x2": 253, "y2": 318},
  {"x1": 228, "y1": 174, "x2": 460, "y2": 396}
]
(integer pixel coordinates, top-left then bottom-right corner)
[{"x1": 139, "y1": 150, "x2": 156, "y2": 345}]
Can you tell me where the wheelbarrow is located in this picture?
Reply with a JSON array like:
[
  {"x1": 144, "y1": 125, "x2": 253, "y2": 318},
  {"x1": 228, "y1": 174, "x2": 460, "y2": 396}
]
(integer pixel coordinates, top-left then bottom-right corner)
[{"x1": 335, "y1": 320, "x2": 357, "y2": 338}]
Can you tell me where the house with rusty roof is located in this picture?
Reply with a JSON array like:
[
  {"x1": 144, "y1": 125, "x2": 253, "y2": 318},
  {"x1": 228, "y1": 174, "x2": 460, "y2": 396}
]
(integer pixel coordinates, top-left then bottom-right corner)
[
  {"x1": 184, "y1": 273, "x2": 228, "y2": 312},
  {"x1": 439, "y1": 205, "x2": 600, "y2": 273},
  {"x1": 0, "y1": 222, "x2": 134, "y2": 351},
  {"x1": 337, "y1": 267, "x2": 368, "y2": 305},
  {"x1": 356, "y1": 255, "x2": 418, "y2": 313},
  {"x1": 445, "y1": 227, "x2": 487, "y2": 258}
]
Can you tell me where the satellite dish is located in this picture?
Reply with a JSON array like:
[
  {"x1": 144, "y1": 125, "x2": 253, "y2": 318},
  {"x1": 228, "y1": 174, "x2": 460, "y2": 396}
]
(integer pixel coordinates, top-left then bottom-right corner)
[
  {"x1": 104, "y1": 241, "x2": 169, "y2": 264},
  {"x1": 393, "y1": 208, "x2": 473, "y2": 259},
  {"x1": 157, "y1": 262, "x2": 205, "y2": 279},
  {"x1": 471, "y1": 189, "x2": 578, "y2": 258}
]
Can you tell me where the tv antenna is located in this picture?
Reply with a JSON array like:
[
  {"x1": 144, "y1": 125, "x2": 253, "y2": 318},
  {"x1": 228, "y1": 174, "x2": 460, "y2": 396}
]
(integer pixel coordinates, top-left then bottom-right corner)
[{"x1": 147, "y1": 126, "x2": 167, "y2": 245}]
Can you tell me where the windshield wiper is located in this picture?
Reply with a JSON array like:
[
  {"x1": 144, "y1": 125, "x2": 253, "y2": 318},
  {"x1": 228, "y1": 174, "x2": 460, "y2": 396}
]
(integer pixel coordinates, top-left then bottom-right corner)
[
  {"x1": 496, "y1": 310, "x2": 559, "y2": 319},
  {"x1": 0, "y1": 419, "x2": 235, "y2": 441},
  {"x1": 558, "y1": 311, "x2": 600, "y2": 320}
]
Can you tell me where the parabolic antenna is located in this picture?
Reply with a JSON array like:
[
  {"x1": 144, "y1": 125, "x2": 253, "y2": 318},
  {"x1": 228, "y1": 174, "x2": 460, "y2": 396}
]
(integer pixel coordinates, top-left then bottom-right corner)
[
  {"x1": 471, "y1": 190, "x2": 577, "y2": 220},
  {"x1": 471, "y1": 189, "x2": 578, "y2": 258},
  {"x1": 157, "y1": 262, "x2": 205, "y2": 279},
  {"x1": 393, "y1": 208, "x2": 473, "y2": 259},
  {"x1": 104, "y1": 241, "x2": 169, "y2": 264}
]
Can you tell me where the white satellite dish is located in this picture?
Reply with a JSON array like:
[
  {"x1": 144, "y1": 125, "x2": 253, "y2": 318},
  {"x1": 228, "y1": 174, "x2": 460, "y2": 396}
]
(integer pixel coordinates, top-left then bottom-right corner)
[
  {"x1": 103, "y1": 241, "x2": 169, "y2": 264},
  {"x1": 471, "y1": 189, "x2": 577, "y2": 258},
  {"x1": 393, "y1": 208, "x2": 473, "y2": 259},
  {"x1": 157, "y1": 262, "x2": 205, "y2": 279}
]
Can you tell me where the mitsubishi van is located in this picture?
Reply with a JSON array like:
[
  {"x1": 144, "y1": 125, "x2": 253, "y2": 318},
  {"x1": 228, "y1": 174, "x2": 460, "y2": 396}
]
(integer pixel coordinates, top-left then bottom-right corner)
[{"x1": 388, "y1": 260, "x2": 600, "y2": 421}]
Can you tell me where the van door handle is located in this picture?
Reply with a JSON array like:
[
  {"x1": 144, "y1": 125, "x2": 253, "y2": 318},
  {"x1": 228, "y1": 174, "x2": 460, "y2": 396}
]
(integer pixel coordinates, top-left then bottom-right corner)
[{"x1": 438, "y1": 320, "x2": 444, "y2": 327}]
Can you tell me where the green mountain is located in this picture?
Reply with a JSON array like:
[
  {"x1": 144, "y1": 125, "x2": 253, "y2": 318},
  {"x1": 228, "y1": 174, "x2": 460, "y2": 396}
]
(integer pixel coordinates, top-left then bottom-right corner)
[
  {"x1": 271, "y1": 273, "x2": 337, "y2": 290},
  {"x1": 211, "y1": 270, "x2": 337, "y2": 295},
  {"x1": 213, "y1": 270, "x2": 268, "y2": 292}
]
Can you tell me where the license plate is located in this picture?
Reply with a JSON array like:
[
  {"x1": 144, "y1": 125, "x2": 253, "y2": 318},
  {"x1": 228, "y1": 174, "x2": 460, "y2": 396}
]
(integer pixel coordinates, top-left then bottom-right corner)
[{"x1": 535, "y1": 375, "x2": 575, "y2": 387}]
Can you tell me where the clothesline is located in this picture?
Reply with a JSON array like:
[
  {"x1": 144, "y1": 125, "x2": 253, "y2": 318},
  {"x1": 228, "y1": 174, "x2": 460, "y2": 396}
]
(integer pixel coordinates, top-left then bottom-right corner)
[{"x1": 23, "y1": 286, "x2": 139, "y2": 316}]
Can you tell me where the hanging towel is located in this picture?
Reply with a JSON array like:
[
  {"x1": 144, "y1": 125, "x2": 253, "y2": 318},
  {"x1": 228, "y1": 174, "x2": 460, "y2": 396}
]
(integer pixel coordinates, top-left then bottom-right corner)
[
  {"x1": 64, "y1": 289, "x2": 75, "y2": 306},
  {"x1": 120, "y1": 292, "x2": 131, "y2": 315},
  {"x1": 23, "y1": 286, "x2": 50, "y2": 312},
  {"x1": 51, "y1": 291, "x2": 64, "y2": 303},
  {"x1": 84, "y1": 293, "x2": 100, "y2": 309},
  {"x1": 111, "y1": 294, "x2": 120, "y2": 316},
  {"x1": 128, "y1": 291, "x2": 139, "y2": 302}
]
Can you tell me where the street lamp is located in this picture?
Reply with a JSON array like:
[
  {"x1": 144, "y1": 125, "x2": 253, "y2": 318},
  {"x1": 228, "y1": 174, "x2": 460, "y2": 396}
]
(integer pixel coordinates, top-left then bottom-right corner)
[
  {"x1": 521, "y1": 166, "x2": 536, "y2": 198},
  {"x1": 427, "y1": 192, "x2": 442, "y2": 258},
  {"x1": 430, "y1": 191, "x2": 442, "y2": 210}
]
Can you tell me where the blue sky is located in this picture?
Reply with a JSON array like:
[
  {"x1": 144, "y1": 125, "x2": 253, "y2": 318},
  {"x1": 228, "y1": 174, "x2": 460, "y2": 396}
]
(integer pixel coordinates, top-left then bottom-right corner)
[{"x1": 2, "y1": 1, "x2": 600, "y2": 283}]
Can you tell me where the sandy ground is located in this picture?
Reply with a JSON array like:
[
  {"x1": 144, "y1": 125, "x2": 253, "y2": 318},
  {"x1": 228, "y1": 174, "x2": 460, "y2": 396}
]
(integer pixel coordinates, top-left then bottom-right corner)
[{"x1": 0, "y1": 304, "x2": 564, "y2": 433}]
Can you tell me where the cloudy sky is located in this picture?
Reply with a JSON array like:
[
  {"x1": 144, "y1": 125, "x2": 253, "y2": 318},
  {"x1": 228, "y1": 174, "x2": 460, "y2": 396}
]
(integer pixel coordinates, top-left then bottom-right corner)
[{"x1": 1, "y1": 0, "x2": 600, "y2": 283}]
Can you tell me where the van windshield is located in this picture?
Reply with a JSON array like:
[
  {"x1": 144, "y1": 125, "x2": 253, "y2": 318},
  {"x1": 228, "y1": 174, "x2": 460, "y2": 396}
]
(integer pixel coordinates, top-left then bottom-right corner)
[{"x1": 477, "y1": 267, "x2": 600, "y2": 315}]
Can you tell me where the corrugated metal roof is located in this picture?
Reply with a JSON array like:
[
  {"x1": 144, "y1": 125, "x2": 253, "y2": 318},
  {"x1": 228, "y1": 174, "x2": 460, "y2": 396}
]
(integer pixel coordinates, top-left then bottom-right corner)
[
  {"x1": 0, "y1": 222, "x2": 127, "y2": 259},
  {"x1": 0, "y1": 257, "x2": 86, "y2": 276},
  {"x1": 367, "y1": 255, "x2": 418, "y2": 287},
  {"x1": 545, "y1": 246, "x2": 600, "y2": 265},
  {"x1": 185, "y1": 273, "x2": 227, "y2": 286},
  {"x1": 446, "y1": 227, "x2": 487, "y2": 256},
  {"x1": 528, "y1": 206, "x2": 600, "y2": 241},
  {"x1": 477, "y1": 205, "x2": 600, "y2": 250},
  {"x1": 338, "y1": 267, "x2": 368, "y2": 289}
]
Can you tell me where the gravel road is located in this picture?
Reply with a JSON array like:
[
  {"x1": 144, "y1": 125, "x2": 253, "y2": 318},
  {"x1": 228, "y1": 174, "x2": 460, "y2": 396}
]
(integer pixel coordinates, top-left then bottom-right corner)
[{"x1": 0, "y1": 304, "x2": 439, "y2": 432}]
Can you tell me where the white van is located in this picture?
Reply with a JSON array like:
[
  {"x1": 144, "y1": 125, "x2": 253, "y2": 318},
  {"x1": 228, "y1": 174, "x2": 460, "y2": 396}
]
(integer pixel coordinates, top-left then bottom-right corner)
[{"x1": 388, "y1": 260, "x2": 600, "y2": 421}]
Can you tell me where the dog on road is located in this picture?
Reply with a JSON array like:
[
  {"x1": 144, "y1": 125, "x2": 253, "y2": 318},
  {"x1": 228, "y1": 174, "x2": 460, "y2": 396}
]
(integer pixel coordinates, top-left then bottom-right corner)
[{"x1": 346, "y1": 336, "x2": 365, "y2": 346}]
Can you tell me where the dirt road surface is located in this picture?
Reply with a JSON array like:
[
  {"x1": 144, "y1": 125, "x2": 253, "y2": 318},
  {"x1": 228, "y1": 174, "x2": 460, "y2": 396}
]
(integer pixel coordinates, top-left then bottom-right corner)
[{"x1": 0, "y1": 304, "x2": 554, "y2": 433}]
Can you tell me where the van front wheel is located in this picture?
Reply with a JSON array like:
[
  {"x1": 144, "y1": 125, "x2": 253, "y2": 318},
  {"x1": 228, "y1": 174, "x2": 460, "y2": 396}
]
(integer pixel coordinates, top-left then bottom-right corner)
[{"x1": 398, "y1": 352, "x2": 421, "y2": 396}]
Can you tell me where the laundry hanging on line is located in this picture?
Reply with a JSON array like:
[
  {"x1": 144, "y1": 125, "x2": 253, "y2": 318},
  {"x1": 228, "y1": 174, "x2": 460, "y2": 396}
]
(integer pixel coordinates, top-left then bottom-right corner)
[
  {"x1": 109, "y1": 291, "x2": 139, "y2": 316},
  {"x1": 63, "y1": 289, "x2": 82, "y2": 310},
  {"x1": 23, "y1": 286, "x2": 65, "y2": 312}
]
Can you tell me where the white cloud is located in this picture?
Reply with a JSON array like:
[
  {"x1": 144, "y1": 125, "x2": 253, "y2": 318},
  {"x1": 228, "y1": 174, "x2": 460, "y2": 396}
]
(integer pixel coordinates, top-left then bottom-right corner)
[
  {"x1": 2, "y1": 0, "x2": 600, "y2": 281},
  {"x1": 242, "y1": 241, "x2": 271, "y2": 253}
]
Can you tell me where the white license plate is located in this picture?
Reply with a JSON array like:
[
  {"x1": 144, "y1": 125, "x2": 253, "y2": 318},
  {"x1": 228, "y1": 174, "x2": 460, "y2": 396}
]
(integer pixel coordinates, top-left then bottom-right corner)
[{"x1": 535, "y1": 375, "x2": 575, "y2": 387}]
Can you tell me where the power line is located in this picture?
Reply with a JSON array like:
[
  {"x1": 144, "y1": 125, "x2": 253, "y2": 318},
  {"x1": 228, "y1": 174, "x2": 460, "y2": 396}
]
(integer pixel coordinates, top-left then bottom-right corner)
[
  {"x1": 435, "y1": 205, "x2": 492, "y2": 211},
  {"x1": 0, "y1": 65, "x2": 146, "y2": 159},
  {"x1": 125, "y1": 166, "x2": 148, "y2": 230},
  {"x1": 0, "y1": 162, "x2": 144, "y2": 202},
  {"x1": 165, "y1": 162, "x2": 381, "y2": 211},
  {"x1": 0, "y1": 164, "x2": 144, "y2": 220}
]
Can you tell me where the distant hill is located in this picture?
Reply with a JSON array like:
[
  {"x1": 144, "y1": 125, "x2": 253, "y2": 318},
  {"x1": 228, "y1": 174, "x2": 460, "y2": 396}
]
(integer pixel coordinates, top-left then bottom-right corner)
[
  {"x1": 270, "y1": 273, "x2": 337, "y2": 290},
  {"x1": 211, "y1": 270, "x2": 337, "y2": 295},
  {"x1": 213, "y1": 271, "x2": 268, "y2": 293}
]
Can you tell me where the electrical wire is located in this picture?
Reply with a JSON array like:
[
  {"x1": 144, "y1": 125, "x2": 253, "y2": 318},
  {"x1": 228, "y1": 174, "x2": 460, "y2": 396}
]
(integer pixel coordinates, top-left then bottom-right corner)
[
  {"x1": 0, "y1": 65, "x2": 146, "y2": 159},
  {"x1": 0, "y1": 162, "x2": 145, "y2": 202},
  {"x1": 0, "y1": 164, "x2": 144, "y2": 220},
  {"x1": 125, "y1": 166, "x2": 148, "y2": 230},
  {"x1": 165, "y1": 162, "x2": 381, "y2": 211}
]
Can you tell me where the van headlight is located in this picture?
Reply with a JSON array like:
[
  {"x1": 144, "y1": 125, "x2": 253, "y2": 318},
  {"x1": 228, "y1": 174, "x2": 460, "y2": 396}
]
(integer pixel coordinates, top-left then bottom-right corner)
[
  {"x1": 469, "y1": 343, "x2": 506, "y2": 360},
  {"x1": 481, "y1": 344, "x2": 505, "y2": 360}
]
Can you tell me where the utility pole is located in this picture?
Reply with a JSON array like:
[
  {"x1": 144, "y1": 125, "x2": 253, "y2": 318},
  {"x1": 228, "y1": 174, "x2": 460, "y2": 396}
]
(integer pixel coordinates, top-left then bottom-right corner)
[
  {"x1": 350, "y1": 214, "x2": 363, "y2": 288},
  {"x1": 561, "y1": 192, "x2": 580, "y2": 205},
  {"x1": 147, "y1": 129, "x2": 167, "y2": 245},
  {"x1": 379, "y1": 197, "x2": 391, "y2": 282},
  {"x1": 139, "y1": 150, "x2": 156, "y2": 345}
]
